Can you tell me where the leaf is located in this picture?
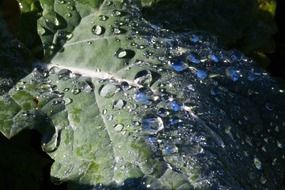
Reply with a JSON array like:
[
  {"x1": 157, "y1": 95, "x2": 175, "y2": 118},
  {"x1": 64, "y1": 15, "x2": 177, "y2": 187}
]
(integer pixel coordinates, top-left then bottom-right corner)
[
  {"x1": 1, "y1": 0, "x2": 285, "y2": 189},
  {"x1": 141, "y1": 0, "x2": 277, "y2": 55}
]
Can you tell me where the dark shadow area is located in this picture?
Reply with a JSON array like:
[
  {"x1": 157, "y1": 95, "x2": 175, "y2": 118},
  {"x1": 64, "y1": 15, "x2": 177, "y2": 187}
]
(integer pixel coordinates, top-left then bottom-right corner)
[
  {"x1": 268, "y1": 0, "x2": 285, "y2": 79},
  {"x1": 0, "y1": 130, "x2": 67, "y2": 190}
]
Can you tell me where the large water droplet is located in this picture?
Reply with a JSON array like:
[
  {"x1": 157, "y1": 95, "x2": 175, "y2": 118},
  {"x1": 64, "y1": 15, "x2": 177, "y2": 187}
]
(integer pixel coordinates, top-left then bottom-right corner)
[
  {"x1": 142, "y1": 115, "x2": 164, "y2": 134},
  {"x1": 171, "y1": 60, "x2": 188, "y2": 72},
  {"x1": 226, "y1": 67, "x2": 239, "y2": 81},
  {"x1": 99, "y1": 84, "x2": 118, "y2": 98},
  {"x1": 92, "y1": 25, "x2": 105, "y2": 35}
]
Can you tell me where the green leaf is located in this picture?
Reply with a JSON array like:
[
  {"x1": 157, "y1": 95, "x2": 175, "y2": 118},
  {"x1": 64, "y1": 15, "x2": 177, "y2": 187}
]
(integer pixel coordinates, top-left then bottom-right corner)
[{"x1": 1, "y1": 0, "x2": 285, "y2": 189}]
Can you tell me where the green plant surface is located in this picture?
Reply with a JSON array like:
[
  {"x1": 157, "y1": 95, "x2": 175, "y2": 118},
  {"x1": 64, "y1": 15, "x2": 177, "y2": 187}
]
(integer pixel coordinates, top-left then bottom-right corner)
[{"x1": 0, "y1": 0, "x2": 285, "y2": 189}]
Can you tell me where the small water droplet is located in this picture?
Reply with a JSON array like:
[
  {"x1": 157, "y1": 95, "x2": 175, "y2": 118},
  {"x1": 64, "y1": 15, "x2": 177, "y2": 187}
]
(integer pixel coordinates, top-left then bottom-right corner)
[
  {"x1": 196, "y1": 70, "x2": 208, "y2": 80},
  {"x1": 99, "y1": 15, "x2": 109, "y2": 21},
  {"x1": 134, "y1": 89, "x2": 151, "y2": 105},
  {"x1": 171, "y1": 60, "x2": 188, "y2": 72},
  {"x1": 115, "y1": 48, "x2": 135, "y2": 59},
  {"x1": 114, "y1": 124, "x2": 124, "y2": 131},
  {"x1": 64, "y1": 97, "x2": 73, "y2": 105},
  {"x1": 113, "y1": 99, "x2": 126, "y2": 109},
  {"x1": 254, "y1": 157, "x2": 262, "y2": 170},
  {"x1": 169, "y1": 101, "x2": 182, "y2": 112},
  {"x1": 208, "y1": 54, "x2": 219, "y2": 63},
  {"x1": 162, "y1": 144, "x2": 178, "y2": 156},
  {"x1": 187, "y1": 53, "x2": 200, "y2": 64},
  {"x1": 134, "y1": 70, "x2": 153, "y2": 86},
  {"x1": 99, "y1": 84, "x2": 118, "y2": 98},
  {"x1": 92, "y1": 25, "x2": 105, "y2": 35},
  {"x1": 112, "y1": 27, "x2": 126, "y2": 35},
  {"x1": 72, "y1": 88, "x2": 81, "y2": 95},
  {"x1": 121, "y1": 81, "x2": 130, "y2": 91},
  {"x1": 265, "y1": 103, "x2": 273, "y2": 111},
  {"x1": 58, "y1": 69, "x2": 71, "y2": 80},
  {"x1": 225, "y1": 67, "x2": 239, "y2": 82},
  {"x1": 142, "y1": 115, "x2": 164, "y2": 134}
]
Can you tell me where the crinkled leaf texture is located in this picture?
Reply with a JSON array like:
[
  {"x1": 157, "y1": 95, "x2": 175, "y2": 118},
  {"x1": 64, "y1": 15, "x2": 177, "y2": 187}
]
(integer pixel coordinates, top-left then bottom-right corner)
[{"x1": 1, "y1": 0, "x2": 285, "y2": 190}]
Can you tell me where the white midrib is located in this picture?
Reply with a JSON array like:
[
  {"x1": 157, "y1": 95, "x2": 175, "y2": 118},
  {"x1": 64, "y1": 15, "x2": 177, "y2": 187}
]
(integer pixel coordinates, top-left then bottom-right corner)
[{"x1": 34, "y1": 62, "x2": 141, "y2": 88}]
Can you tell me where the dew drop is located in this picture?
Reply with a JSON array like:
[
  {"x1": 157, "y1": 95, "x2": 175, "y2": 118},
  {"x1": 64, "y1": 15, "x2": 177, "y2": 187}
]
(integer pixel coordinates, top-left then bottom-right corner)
[
  {"x1": 99, "y1": 15, "x2": 109, "y2": 21},
  {"x1": 171, "y1": 60, "x2": 188, "y2": 72},
  {"x1": 209, "y1": 54, "x2": 219, "y2": 63},
  {"x1": 142, "y1": 115, "x2": 164, "y2": 134},
  {"x1": 121, "y1": 81, "x2": 130, "y2": 91},
  {"x1": 254, "y1": 157, "x2": 262, "y2": 170},
  {"x1": 162, "y1": 144, "x2": 178, "y2": 156},
  {"x1": 92, "y1": 25, "x2": 105, "y2": 35},
  {"x1": 134, "y1": 89, "x2": 151, "y2": 105},
  {"x1": 114, "y1": 124, "x2": 124, "y2": 131},
  {"x1": 134, "y1": 70, "x2": 153, "y2": 86},
  {"x1": 187, "y1": 53, "x2": 200, "y2": 64},
  {"x1": 226, "y1": 67, "x2": 239, "y2": 82},
  {"x1": 72, "y1": 88, "x2": 81, "y2": 95},
  {"x1": 169, "y1": 101, "x2": 182, "y2": 112},
  {"x1": 64, "y1": 97, "x2": 73, "y2": 105},
  {"x1": 113, "y1": 99, "x2": 126, "y2": 109},
  {"x1": 196, "y1": 70, "x2": 208, "y2": 80},
  {"x1": 99, "y1": 84, "x2": 118, "y2": 98},
  {"x1": 113, "y1": 27, "x2": 126, "y2": 35},
  {"x1": 115, "y1": 48, "x2": 135, "y2": 59}
]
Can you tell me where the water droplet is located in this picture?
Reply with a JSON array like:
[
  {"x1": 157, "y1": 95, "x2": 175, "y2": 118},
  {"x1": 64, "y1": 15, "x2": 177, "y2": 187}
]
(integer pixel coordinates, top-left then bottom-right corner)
[
  {"x1": 92, "y1": 25, "x2": 105, "y2": 35},
  {"x1": 225, "y1": 67, "x2": 239, "y2": 82},
  {"x1": 142, "y1": 115, "x2": 164, "y2": 134},
  {"x1": 58, "y1": 69, "x2": 71, "y2": 80},
  {"x1": 65, "y1": 13, "x2": 72, "y2": 17},
  {"x1": 99, "y1": 15, "x2": 109, "y2": 21},
  {"x1": 187, "y1": 53, "x2": 200, "y2": 64},
  {"x1": 64, "y1": 97, "x2": 73, "y2": 105},
  {"x1": 157, "y1": 108, "x2": 169, "y2": 117},
  {"x1": 162, "y1": 144, "x2": 178, "y2": 156},
  {"x1": 112, "y1": 10, "x2": 123, "y2": 17},
  {"x1": 72, "y1": 88, "x2": 81, "y2": 95},
  {"x1": 134, "y1": 89, "x2": 151, "y2": 105},
  {"x1": 99, "y1": 84, "x2": 118, "y2": 98},
  {"x1": 196, "y1": 70, "x2": 208, "y2": 80},
  {"x1": 113, "y1": 99, "x2": 126, "y2": 109},
  {"x1": 115, "y1": 48, "x2": 135, "y2": 59},
  {"x1": 209, "y1": 54, "x2": 219, "y2": 63},
  {"x1": 112, "y1": 27, "x2": 126, "y2": 35},
  {"x1": 169, "y1": 101, "x2": 182, "y2": 112},
  {"x1": 134, "y1": 70, "x2": 153, "y2": 86},
  {"x1": 190, "y1": 34, "x2": 199, "y2": 43},
  {"x1": 114, "y1": 124, "x2": 124, "y2": 131},
  {"x1": 265, "y1": 103, "x2": 273, "y2": 111},
  {"x1": 106, "y1": 1, "x2": 113, "y2": 6},
  {"x1": 254, "y1": 157, "x2": 262, "y2": 170},
  {"x1": 121, "y1": 81, "x2": 130, "y2": 91},
  {"x1": 171, "y1": 60, "x2": 188, "y2": 72}
]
